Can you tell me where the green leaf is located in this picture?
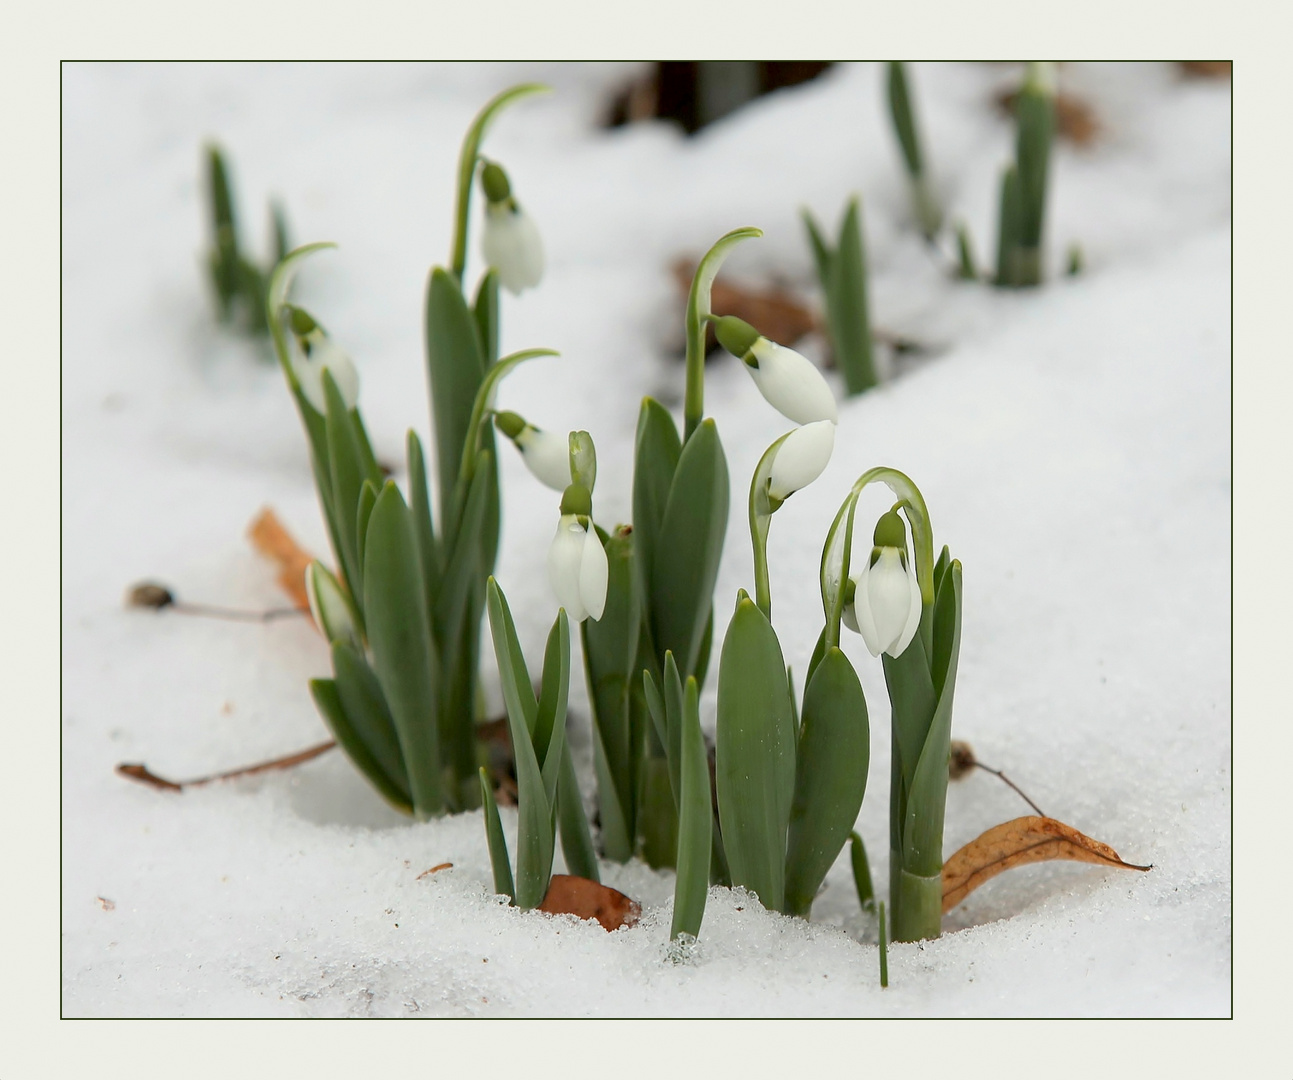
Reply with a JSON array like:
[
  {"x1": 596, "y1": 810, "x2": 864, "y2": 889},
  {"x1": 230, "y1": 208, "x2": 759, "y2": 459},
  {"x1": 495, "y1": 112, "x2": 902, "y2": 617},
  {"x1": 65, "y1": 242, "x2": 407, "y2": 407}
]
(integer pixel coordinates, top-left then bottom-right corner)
[
  {"x1": 473, "y1": 269, "x2": 500, "y2": 367},
  {"x1": 425, "y1": 267, "x2": 487, "y2": 524},
  {"x1": 1015, "y1": 78, "x2": 1054, "y2": 249},
  {"x1": 331, "y1": 640, "x2": 411, "y2": 804},
  {"x1": 651, "y1": 418, "x2": 729, "y2": 679},
  {"x1": 270, "y1": 200, "x2": 290, "y2": 265},
  {"x1": 805, "y1": 626, "x2": 828, "y2": 690},
  {"x1": 638, "y1": 756, "x2": 679, "y2": 870},
  {"x1": 433, "y1": 449, "x2": 493, "y2": 649},
  {"x1": 323, "y1": 370, "x2": 366, "y2": 597},
  {"x1": 309, "y1": 678, "x2": 413, "y2": 815},
  {"x1": 535, "y1": 610, "x2": 572, "y2": 806},
  {"x1": 801, "y1": 208, "x2": 833, "y2": 288},
  {"x1": 995, "y1": 164, "x2": 1022, "y2": 286},
  {"x1": 406, "y1": 432, "x2": 440, "y2": 620},
  {"x1": 715, "y1": 596, "x2": 795, "y2": 912},
  {"x1": 631, "y1": 397, "x2": 681, "y2": 620},
  {"x1": 660, "y1": 652, "x2": 685, "y2": 807},
  {"x1": 590, "y1": 720, "x2": 632, "y2": 862},
  {"x1": 850, "y1": 830, "x2": 875, "y2": 912},
  {"x1": 882, "y1": 628, "x2": 937, "y2": 798},
  {"x1": 642, "y1": 669, "x2": 667, "y2": 764},
  {"x1": 671, "y1": 675, "x2": 712, "y2": 940},
  {"x1": 362, "y1": 481, "x2": 442, "y2": 816},
  {"x1": 557, "y1": 739, "x2": 600, "y2": 882},
  {"x1": 485, "y1": 579, "x2": 554, "y2": 908},
  {"x1": 784, "y1": 647, "x2": 869, "y2": 918},
  {"x1": 903, "y1": 561, "x2": 962, "y2": 878},
  {"x1": 886, "y1": 61, "x2": 923, "y2": 179},
  {"x1": 827, "y1": 197, "x2": 876, "y2": 394},
  {"x1": 479, "y1": 767, "x2": 515, "y2": 902}
]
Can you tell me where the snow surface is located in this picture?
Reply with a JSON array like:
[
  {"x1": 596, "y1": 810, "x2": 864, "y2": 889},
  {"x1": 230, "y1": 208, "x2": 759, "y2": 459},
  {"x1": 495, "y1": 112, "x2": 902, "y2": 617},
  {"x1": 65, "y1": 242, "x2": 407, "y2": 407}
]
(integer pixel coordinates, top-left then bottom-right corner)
[{"x1": 61, "y1": 62, "x2": 1230, "y2": 1018}]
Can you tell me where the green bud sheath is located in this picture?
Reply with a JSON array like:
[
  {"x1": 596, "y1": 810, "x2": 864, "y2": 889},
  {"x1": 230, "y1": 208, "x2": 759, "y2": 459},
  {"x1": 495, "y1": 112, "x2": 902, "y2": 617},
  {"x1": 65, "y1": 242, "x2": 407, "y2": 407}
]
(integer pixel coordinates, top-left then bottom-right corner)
[
  {"x1": 710, "y1": 315, "x2": 762, "y2": 364},
  {"x1": 287, "y1": 304, "x2": 318, "y2": 336},
  {"x1": 559, "y1": 483, "x2": 592, "y2": 517},
  {"x1": 480, "y1": 161, "x2": 512, "y2": 204},
  {"x1": 494, "y1": 410, "x2": 527, "y2": 440},
  {"x1": 873, "y1": 509, "x2": 907, "y2": 549}
]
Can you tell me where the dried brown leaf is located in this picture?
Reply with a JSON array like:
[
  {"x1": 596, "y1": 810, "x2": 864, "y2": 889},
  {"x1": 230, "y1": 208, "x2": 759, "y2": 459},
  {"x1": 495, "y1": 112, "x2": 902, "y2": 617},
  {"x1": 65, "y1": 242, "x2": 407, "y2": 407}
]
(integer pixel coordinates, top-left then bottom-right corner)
[
  {"x1": 417, "y1": 862, "x2": 454, "y2": 879},
  {"x1": 247, "y1": 508, "x2": 314, "y2": 612},
  {"x1": 1179, "y1": 61, "x2": 1231, "y2": 79},
  {"x1": 942, "y1": 815, "x2": 1150, "y2": 913},
  {"x1": 537, "y1": 874, "x2": 641, "y2": 931},
  {"x1": 672, "y1": 260, "x2": 817, "y2": 348}
]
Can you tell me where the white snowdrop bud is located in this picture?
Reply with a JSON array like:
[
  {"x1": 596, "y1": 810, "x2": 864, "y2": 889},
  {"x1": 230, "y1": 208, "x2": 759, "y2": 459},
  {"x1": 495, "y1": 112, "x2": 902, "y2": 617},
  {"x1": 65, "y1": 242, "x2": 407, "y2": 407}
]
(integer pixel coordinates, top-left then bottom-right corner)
[
  {"x1": 287, "y1": 307, "x2": 359, "y2": 414},
  {"x1": 305, "y1": 561, "x2": 360, "y2": 648},
  {"x1": 843, "y1": 510, "x2": 922, "y2": 658},
  {"x1": 480, "y1": 162, "x2": 544, "y2": 295},
  {"x1": 546, "y1": 485, "x2": 607, "y2": 623},
  {"x1": 495, "y1": 411, "x2": 572, "y2": 492},
  {"x1": 768, "y1": 419, "x2": 836, "y2": 501},
  {"x1": 711, "y1": 315, "x2": 837, "y2": 425}
]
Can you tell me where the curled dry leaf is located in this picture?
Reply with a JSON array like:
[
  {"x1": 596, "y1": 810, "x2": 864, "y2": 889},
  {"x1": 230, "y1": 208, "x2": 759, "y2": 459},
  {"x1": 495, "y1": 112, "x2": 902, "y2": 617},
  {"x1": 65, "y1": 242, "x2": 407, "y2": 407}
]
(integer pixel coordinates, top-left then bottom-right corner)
[
  {"x1": 942, "y1": 815, "x2": 1150, "y2": 913},
  {"x1": 247, "y1": 508, "x2": 314, "y2": 612},
  {"x1": 537, "y1": 874, "x2": 641, "y2": 932}
]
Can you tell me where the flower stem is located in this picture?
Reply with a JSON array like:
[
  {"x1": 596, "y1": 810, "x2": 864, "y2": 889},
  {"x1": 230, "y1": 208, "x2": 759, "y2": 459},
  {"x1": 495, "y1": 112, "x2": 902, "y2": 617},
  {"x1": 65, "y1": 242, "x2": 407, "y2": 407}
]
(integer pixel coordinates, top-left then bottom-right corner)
[{"x1": 890, "y1": 864, "x2": 942, "y2": 942}]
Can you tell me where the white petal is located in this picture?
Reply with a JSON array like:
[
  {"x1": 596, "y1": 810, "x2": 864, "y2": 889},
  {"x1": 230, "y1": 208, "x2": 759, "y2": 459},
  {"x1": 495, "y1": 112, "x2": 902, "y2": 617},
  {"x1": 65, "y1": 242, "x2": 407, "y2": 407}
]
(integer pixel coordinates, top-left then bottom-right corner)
[
  {"x1": 748, "y1": 340, "x2": 838, "y2": 425},
  {"x1": 891, "y1": 554, "x2": 924, "y2": 658},
  {"x1": 578, "y1": 526, "x2": 609, "y2": 622},
  {"x1": 294, "y1": 335, "x2": 359, "y2": 413},
  {"x1": 547, "y1": 516, "x2": 588, "y2": 622},
  {"x1": 516, "y1": 427, "x2": 572, "y2": 491},
  {"x1": 482, "y1": 203, "x2": 545, "y2": 295},
  {"x1": 850, "y1": 560, "x2": 883, "y2": 657},
  {"x1": 867, "y1": 547, "x2": 914, "y2": 654},
  {"x1": 768, "y1": 420, "x2": 835, "y2": 500}
]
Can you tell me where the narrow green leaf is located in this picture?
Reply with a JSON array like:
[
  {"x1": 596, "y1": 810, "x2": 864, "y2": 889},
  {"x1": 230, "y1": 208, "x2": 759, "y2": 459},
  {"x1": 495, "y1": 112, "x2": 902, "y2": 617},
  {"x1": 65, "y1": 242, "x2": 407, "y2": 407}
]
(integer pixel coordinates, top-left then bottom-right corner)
[
  {"x1": 850, "y1": 830, "x2": 875, "y2": 912},
  {"x1": 331, "y1": 640, "x2": 411, "y2": 804},
  {"x1": 535, "y1": 610, "x2": 572, "y2": 806},
  {"x1": 324, "y1": 370, "x2": 366, "y2": 597},
  {"x1": 692, "y1": 607, "x2": 714, "y2": 689},
  {"x1": 480, "y1": 767, "x2": 515, "y2": 901},
  {"x1": 425, "y1": 267, "x2": 487, "y2": 523},
  {"x1": 801, "y1": 208, "x2": 833, "y2": 288},
  {"x1": 784, "y1": 647, "x2": 870, "y2": 918},
  {"x1": 557, "y1": 738, "x2": 600, "y2": 882},
  {"x1": 309, "y1": 678, "x2": 413, "y2": 815},
  {"x1": 590, "y1": 721, "x2": 632, "y2": 862},
  {"x1": 828, "y1": 197, "x2": 876, "y2": 394},
  {"x1": 879, "y1": 901, "x2": 889, "y2": 987},
  {"x1": 270, "y1": 199, "x2": 290, "y2": 265},
  {"x1": 406, "y1": 432, "x2": 440, "y2": 620},
  {"x1": 355, "y1": 479, "x2": 378, "y2": 597},
  {"x1": 903, "y1": 561, "x2": 962, "y2": 878},
  {"x1": 433, "y1": 450, "x2": 492, "y2": 648},
  {"x1": 638, "y1": 756, "x2": 679, "y2": 870},
  {"x1": 995, "y1": 164, "x2": 1022, "y2": 286},
  {"x1": 882, "y1": 627, "x2": 938, "y2": 798},
  {"x1": 805, "y1": 626, "x2": 828, "y2": 690},
  {"x1": 1015, "y1": 78, "x2": 1054, "y2": 249},
  {"x1": 651, "y1": 419, "x2": 729, "y2": 679},
  {"x1": 485, "y1": 579, "x2": 554, "y2": 908},
  {"x1": 363, "y1": 481, "x2": 441, "y2": 816},
  {"x1": 642, "y1": 670, "x2": 667, "y2": 779},
  {"x1": 661, "y1": 652, "x2": 685, "y2": 807},
  {"x1": 473, "y1": 269, "x2": 500, "y2": 367},
  {"x1": 886, "y1": 61, "x2": 923, "y2": 179},
  {"x1": 671, "y1": 676, "x2": 712, "y2": 940},
  {"x1": 956, "y1": 222, "x2": 978, "y2": 280},
  {"x1": 715, "y1": 596, "x2": 795, "y2": 912}
]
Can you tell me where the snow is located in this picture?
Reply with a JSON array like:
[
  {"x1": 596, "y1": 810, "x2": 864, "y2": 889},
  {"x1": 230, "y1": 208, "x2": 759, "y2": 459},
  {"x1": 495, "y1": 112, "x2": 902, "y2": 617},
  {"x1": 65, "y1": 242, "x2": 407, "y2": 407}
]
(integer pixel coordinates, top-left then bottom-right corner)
[{"x1": 54, "y1": 60, "x2": 1237, "y2": 1025}]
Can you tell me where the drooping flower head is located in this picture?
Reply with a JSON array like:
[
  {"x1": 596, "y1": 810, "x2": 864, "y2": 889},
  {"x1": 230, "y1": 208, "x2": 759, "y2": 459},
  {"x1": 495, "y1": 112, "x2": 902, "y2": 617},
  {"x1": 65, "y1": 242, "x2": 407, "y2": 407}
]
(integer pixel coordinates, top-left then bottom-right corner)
[
  {"x1": 286, "y1": 305, "x2": 359, "y2": 414},
  {"x1": 767, "y1": 419, "x2": 836, "y2": 504},
  {"x1": 494, "y1": 410, "x2": 572, "y2": 492},
  {"x1": 479, "y1": 161, "x2": 544, "y2": 295},
  {"x1": 711, "y1": 314, "x2": 837, "y2": 425},
  {"x1": 843, "y1": 508, "x2": 922, "y2": 658},
  {"x1": 546, "y1": 482, "x2": 608, "y2": 623}
]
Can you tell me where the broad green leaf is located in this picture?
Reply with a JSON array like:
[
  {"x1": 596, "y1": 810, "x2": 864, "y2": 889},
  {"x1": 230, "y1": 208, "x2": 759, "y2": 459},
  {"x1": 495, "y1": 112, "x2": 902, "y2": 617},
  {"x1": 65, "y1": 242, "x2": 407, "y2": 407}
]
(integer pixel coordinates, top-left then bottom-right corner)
[
  {"x1": 406, "y1": 431, "x2": 440, "y2": 619},
  {"x1": 671, "y1": 676, "x2": 712, "y2": 940},
  {"x1": 903, "y1": 561, "x2": 962, "y2": 877},
  {"x1": 784, "y1": 647, "x2": 870, "y2": 918},
  {"x1": 473, "y1": 269, "x2": 500, "y2": 366},
  {"x1": 331, "y1": 641, "x2": 410, "y2": 804},
  {"x1": 425, "y1": 267, "x2": 487, "y2": 524},
  {"x1": 638, "y1": 757, "x2": 679, "y2": 870},
  {"x1": 557, "y1": 738, "x2": 600, "y2": 883},
  {"x1": 631, "y1": 397, "x2": 681, "y2": 612},
  {"x1": 715, "y1": 596, "x2": 795, "y2": 912},
  {"x1": 479, "y1": 767, "x2": 515, "y2": 902},
  {"x1": 362, "y1": 481, "x2": 441, "y2": 816},
  {"x1": 309, "y1": 678, "x2": 413, "y2": 815},
  {"x1": 651, "y1": 419, "x2": 729, "y2": 679},
  {"x1": 535, "y1": 610, "x2": 572, "y2": 807},
  {"x1": 485, "y1": 579, "x2": 553, "y2": 908},
  {"x1": 828, "y1": 197, "x2": 876, "y2": 394},
  {"x1": 883, "y1": 627, "x2": 937, "y2": 797}
]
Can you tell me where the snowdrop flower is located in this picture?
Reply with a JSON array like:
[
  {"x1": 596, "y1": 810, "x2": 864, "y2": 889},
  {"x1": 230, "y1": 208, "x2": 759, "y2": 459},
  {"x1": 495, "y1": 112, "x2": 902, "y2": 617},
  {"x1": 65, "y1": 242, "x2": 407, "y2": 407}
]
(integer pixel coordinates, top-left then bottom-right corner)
[
  {"x1": 768, "y1": 419, "x2": 836, "y2": 502},
  {"x1": 479, "y1": 161, "x2": 544, "y2": 295},
  {"x1": 494, "y1": 411, "x2": 572, "y2": 491},
  {"x1": 305, "y1": 561, "x2": 360, "y2": 649},
  {"x1": 546, "y1": 484, "x2": 607, "y2": 623},
  {"x1": 843, "y1": 509, "x2": 922, "y2": 658},
  {"x1": 711, "y1": 315, "x2": 837, "y2": 425},
  {"x1": 287, "y1": 306, "x2": 358, "y2": 414}
]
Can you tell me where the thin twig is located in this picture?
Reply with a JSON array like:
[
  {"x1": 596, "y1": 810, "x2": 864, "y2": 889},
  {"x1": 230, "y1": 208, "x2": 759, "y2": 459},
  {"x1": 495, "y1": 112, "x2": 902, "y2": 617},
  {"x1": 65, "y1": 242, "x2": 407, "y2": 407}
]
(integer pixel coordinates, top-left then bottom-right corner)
[
  {"x1": 171, "y1": 601, "x2": 308, "y2": 623},
  {"x1": 972, "y1": 761, "x2": 1047, "y2": 818},
  {"x1": 116, "y1": 739, "x2": 336, "y2": 791}
]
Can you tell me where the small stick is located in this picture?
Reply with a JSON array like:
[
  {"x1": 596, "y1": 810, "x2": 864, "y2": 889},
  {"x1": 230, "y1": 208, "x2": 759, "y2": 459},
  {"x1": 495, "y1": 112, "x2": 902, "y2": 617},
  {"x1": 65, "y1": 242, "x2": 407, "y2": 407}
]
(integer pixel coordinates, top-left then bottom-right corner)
[
  {"x1": 116, "y1": 739, "x2": 336, "y2": 792},
  {"x1": 878, "y1": 901, "x2": 889, "y2": 988},
  {"x1": 972, "y1": 760, "x2": 1047, "y2": 818},
  {"x1": 949, "y1": 739, "x2": 1047, "y2": 818},
  {"x1": 126, "y1": 582, "x2": 307, "y2": 623}
]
